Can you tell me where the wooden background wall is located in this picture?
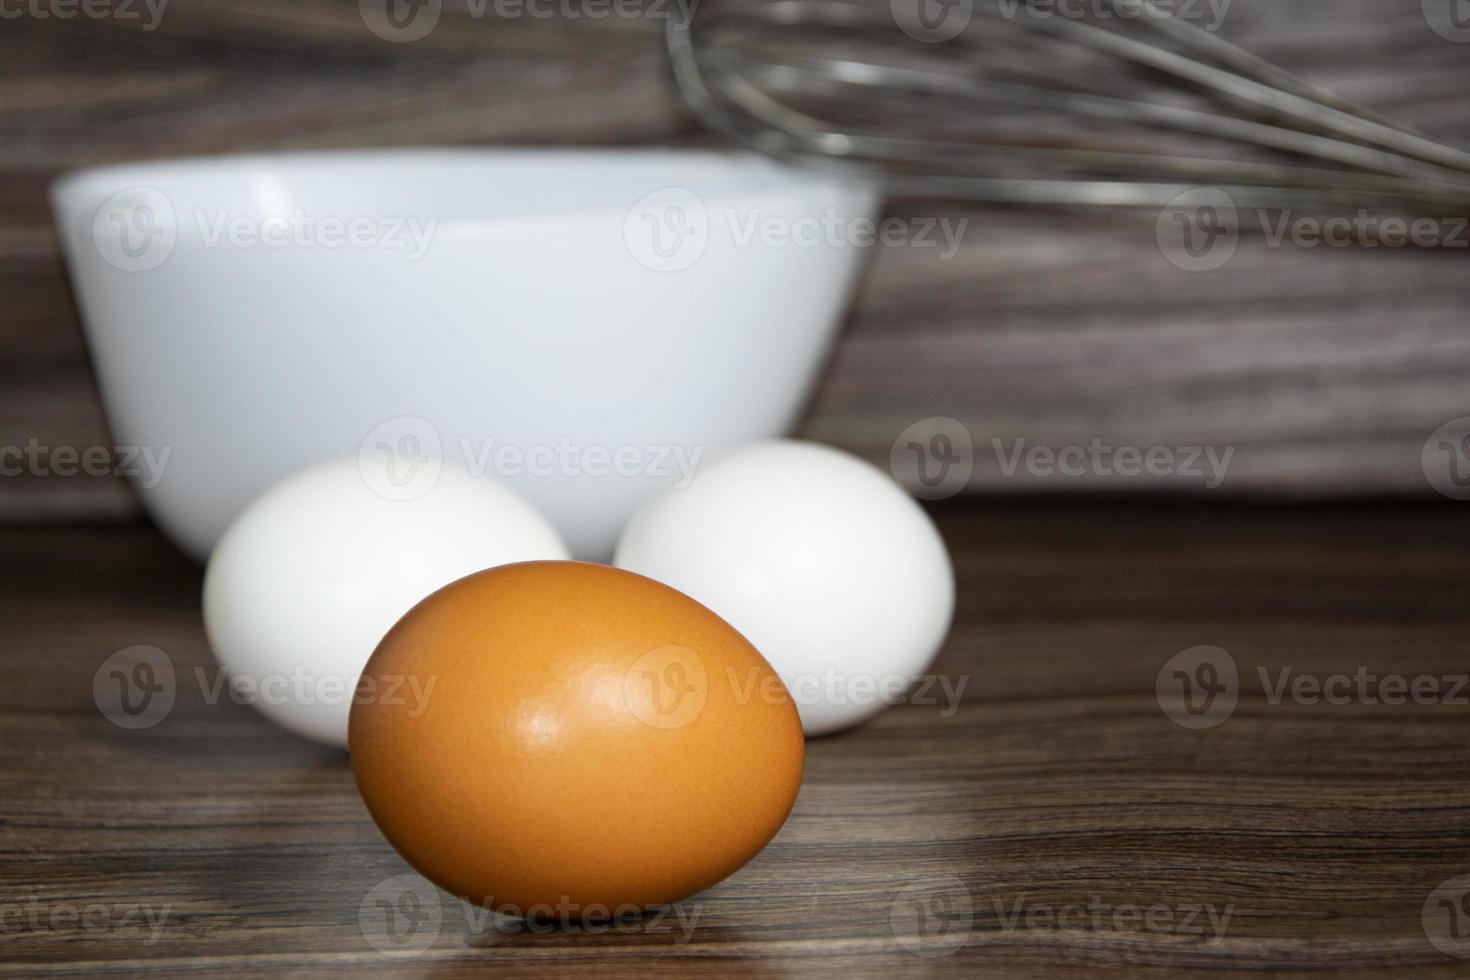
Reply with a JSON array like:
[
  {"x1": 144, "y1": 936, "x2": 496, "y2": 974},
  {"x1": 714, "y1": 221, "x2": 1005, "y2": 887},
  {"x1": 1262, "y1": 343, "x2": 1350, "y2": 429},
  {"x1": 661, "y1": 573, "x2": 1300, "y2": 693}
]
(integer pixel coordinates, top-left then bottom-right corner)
[{"x1": 3, "y1": 0, "x2": 1470, "y2": 525}]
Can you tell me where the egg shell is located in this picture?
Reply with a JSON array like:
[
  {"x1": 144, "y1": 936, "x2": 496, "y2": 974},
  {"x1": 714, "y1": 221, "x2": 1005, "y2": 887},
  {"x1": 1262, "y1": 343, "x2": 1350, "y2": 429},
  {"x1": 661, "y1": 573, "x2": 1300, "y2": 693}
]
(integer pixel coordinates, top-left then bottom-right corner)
[
  {"x1": 615, "y1": 439, "x2": 955, "y2": 736},
  {"x1": 349, "y1": 560, "x2": 805, "y2": 913},
  {"x1": 203, "y1": 457, "x2": 568, "y2": 746}
]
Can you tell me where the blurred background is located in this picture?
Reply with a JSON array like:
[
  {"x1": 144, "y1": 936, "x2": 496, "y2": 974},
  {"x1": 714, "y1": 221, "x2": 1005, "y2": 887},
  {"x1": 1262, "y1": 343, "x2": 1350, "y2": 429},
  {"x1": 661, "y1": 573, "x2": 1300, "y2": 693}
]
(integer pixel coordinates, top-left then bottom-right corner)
[
  {"x1": 6, "y1": 6, "x2": 1470, "y2": 973},
  {"x1": 4, "y1": 0, "x2": 1470, "y2": 525}
]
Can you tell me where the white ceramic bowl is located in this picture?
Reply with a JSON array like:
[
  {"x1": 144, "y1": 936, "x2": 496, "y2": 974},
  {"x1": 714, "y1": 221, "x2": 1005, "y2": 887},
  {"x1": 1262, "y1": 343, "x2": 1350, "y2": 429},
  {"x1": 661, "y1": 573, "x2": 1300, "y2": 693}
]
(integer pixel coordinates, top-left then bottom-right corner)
[{"x1": 52, "y1": 149, "x2": 879, "y2": 559}]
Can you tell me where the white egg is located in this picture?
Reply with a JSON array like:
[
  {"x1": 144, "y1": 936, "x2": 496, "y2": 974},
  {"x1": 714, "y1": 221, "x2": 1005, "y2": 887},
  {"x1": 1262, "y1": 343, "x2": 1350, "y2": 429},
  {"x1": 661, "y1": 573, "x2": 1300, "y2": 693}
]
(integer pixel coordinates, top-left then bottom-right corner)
[
  {"x1": 202, "y1": 457, "x2": 568, "y2": 746},
  {"x1": 614, "y1": 440, "x2": 954, "y2": 736}
]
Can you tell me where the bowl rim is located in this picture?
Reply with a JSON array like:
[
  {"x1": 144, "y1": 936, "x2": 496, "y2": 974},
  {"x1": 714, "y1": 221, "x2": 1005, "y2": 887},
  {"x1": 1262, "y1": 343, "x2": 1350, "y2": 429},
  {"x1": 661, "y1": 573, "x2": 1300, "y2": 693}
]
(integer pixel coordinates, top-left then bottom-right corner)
[{"x1": 50, "y1": 146, "x2": 882, "y2": 228}]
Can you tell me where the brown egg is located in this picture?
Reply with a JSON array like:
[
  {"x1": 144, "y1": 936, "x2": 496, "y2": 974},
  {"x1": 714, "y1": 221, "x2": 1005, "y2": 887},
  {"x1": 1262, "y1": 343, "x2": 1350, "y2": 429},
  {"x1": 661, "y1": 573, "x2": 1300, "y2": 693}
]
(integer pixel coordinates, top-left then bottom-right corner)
[{"x1": 349, "y1": 560, "x2": 804, "y2": 914}]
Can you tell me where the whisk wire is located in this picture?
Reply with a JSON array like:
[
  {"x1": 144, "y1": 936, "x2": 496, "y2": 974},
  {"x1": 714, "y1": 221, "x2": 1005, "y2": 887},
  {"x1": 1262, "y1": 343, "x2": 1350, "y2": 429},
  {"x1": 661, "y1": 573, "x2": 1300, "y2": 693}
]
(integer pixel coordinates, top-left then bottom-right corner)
[{"x1": 668, "y1": 0, "x2": 1470, "y2": 210}]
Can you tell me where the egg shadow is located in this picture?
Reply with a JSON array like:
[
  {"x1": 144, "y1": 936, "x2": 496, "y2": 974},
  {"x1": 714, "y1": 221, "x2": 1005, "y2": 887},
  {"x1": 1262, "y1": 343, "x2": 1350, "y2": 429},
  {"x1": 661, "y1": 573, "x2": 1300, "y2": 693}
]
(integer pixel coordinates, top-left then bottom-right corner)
[
  {"x1": 437, "y1": 898, "x2": 793, "y2": 978},
  {"x1": 449, "y1": 893, "x2": 767, "y2": 954}
]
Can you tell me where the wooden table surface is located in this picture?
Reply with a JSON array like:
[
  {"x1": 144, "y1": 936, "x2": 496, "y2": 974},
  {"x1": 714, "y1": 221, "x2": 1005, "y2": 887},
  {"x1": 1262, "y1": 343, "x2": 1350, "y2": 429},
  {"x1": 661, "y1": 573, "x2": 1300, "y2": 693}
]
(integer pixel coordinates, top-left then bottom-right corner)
[{"x1": 4, "y1": 502, "x2": 1470, "y2": 978}]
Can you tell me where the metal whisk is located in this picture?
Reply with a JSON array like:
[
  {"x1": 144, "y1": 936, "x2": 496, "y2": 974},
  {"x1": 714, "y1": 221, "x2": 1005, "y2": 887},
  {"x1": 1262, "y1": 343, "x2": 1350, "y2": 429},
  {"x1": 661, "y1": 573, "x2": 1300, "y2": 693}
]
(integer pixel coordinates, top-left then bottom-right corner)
[{"x1": 666, "y1": 0, "x2": 1470, "y2": 210}]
